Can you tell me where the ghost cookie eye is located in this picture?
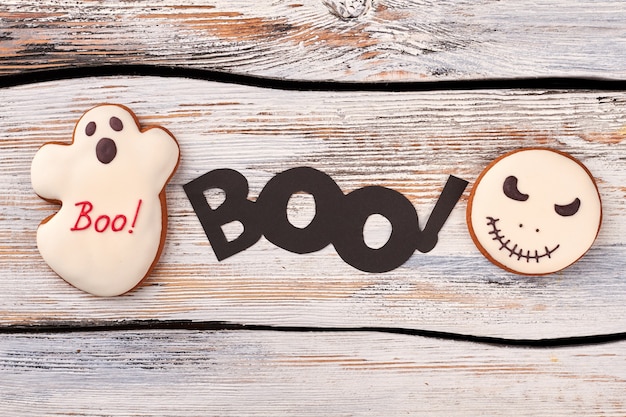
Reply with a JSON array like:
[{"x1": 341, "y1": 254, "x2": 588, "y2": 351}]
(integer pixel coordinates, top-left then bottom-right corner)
[
  {"x1": 109, "y1": 116, "x2": 123, "y2": 131},
  {"x1": 503, "y1": 176, "x2": 529, "y2": 201},
  {"x1": 85, "y1": 121, "x2": 96, "y2": 136},
  {"x1": 554, "y1": 198, "x2": 581, "y2": 217}
]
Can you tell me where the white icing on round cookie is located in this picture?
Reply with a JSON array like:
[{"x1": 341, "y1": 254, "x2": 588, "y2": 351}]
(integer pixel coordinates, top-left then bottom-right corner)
[
  {"x1": 31, "y1": 104, "x2": 180, "y2": 296},
  {"x1": 467, "y1": 148, "x2": 601, "y2": 275}
]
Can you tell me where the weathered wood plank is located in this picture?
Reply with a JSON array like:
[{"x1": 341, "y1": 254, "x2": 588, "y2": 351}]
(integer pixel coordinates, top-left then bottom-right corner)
[
  {"x1": 1, "y1": 330, "x2": 625, "y2": 416},
  {"x1": 1, "y1": 1, "x2": 625, "y2": 80},
  {"x1": 1, "y1": 76, "x2": 624, "y2": 338}
]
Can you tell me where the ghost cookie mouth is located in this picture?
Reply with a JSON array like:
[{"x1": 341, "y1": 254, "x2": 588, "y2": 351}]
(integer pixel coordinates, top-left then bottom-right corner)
[
  {"x1": 486, "y1": 216, "x2": 560, "y2": 263},
  {"x1": 96, "y1": 137, "x2": 117, "y2": 164}
]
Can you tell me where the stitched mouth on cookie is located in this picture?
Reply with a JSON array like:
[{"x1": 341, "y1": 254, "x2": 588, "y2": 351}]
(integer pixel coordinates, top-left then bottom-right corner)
[{"x1": 486, "y1": 217, "x2": 559, "y2": 263}]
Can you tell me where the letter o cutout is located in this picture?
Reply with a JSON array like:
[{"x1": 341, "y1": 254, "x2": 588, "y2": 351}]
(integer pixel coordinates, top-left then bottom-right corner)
[
  {"x1": 333, "y1": 186, "x2": 418, "y2": 273},
  {"x1": 256, "y1": 167, "x2": 344, "y2": 254}
]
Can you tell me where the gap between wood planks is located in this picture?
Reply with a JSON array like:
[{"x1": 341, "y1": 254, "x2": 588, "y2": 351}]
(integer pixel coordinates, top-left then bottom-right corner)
[
  {"x1": 1, "y1": 320, "x2": 626, "y2": 348},
  {"x1": 1, "y1": 64, "x2": 626, "y2": 91}
]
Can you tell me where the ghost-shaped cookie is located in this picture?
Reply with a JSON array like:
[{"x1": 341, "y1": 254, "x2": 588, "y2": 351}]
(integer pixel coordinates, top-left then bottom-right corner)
[
  {"x1": 467, "y1": 148, "x2": 601, "y2": 275},
  {"x1": 31, "y1": 104, "x2": 180, "y2": 296}
]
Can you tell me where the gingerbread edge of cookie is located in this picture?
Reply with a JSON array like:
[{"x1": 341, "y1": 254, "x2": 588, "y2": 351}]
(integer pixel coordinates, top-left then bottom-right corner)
[{"x1": 465, "y1": 147, "x2": 603, "y2": 276}]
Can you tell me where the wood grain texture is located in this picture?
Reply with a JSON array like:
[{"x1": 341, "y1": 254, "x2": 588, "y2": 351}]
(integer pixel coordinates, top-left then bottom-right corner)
[
  {"x1": 1, "y1": 1, "x2": 625, "y2": 81},
  {"x1": 1, "y1": 76, "x2": 624, "y2": 338},
  {"x1": 2, "y1": 330, "x2": 625, "y2": 416}
]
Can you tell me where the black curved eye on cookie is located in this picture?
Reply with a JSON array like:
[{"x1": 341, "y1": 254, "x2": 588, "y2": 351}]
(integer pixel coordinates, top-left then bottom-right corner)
[
  {"x1": 554, "y1": 198, "x2": 581, "y2": 217},
  {"x1": 503, "y1": 175, "x2": 529, "y2": 202}
]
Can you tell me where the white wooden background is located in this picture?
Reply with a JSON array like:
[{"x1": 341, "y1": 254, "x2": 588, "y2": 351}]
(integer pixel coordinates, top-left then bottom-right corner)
[{"x1": 1, "y1": 1, "x2": 625, "y2": 416}]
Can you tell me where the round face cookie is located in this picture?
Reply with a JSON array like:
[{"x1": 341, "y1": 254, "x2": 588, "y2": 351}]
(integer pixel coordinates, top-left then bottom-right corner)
[
  {"x1": 467, "y1": 148, "x2": 602, "y2": 275},
  {"x1": 31, "y1": 104, "x2": 180, "y2": 296}
]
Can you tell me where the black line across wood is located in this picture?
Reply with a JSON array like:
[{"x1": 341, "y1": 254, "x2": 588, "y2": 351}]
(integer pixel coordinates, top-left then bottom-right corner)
[
  {"x1": 1, "y1": 320, "x2": 625, "y2": 348},
  {"x1": 1, "y1": 65, "x2": 626, "y2": 91}
]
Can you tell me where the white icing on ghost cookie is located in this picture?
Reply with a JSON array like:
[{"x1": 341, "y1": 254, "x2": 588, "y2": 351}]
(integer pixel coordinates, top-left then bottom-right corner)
[
  {"x1": 467, "y1": 148, "x2": 602, "y2": 275},
  {"x1": 31, "y1": 104, "x2": 180, "y2": 296}
]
